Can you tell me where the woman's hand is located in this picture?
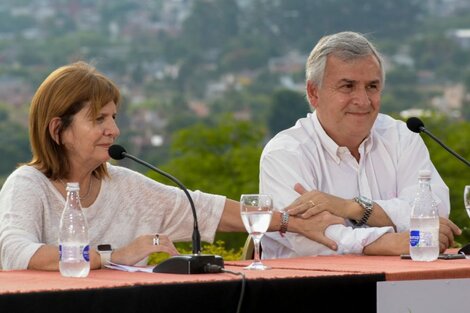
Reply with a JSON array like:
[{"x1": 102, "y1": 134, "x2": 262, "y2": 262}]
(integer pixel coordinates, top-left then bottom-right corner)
[
  {"x1": 111, "y1": 233, "x2": 179, "y2": 266},
  {"x1": 288, "y1": 211, "x2": 345, "y2": 251}
]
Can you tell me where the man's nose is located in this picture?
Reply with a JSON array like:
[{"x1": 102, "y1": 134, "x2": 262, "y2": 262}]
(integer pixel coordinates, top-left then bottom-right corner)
[{"x1": 353, "y1": 87, "x2": 371, "y2": 106}]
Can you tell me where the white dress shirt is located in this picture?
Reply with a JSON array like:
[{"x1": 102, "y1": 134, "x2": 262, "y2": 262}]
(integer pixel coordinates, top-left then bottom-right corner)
[{"x1": 260, "y1": 111, "x2": 449, "y2": 259}]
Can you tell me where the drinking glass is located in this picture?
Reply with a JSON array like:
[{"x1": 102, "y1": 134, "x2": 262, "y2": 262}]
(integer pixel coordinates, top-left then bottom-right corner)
[
  {"x1": 465, "y1": 186, "x2": 470, "y2": 218},
  {"x1": 240, "y1": 194, "x2": 273, "y2": 270}
]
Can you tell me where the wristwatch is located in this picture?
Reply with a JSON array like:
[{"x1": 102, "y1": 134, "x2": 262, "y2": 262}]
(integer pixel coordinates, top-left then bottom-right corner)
[
  {"x1": 351, "y1": 196, "x2": 374, "y2": 227},
  {"x1": 97, "y1": 244, "x2": 113, "y2": 269}
]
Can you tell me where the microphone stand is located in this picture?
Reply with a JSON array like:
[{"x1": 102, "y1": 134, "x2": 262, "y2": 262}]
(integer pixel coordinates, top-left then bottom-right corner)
[
  {"x1": 419, "y1": 127, "x2": 470, "y2": 168},
  {"x1": 122, "y1": 152, "x2": 224, "y2": 274}
]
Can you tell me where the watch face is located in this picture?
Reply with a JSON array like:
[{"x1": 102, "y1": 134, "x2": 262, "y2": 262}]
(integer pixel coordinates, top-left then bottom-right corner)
[
  {"x1": 358, "y1": 196, "x2": 373, "y2": 207},
  {"x1": 97, "y1": 244, "x2": 112, "y2": 251}
]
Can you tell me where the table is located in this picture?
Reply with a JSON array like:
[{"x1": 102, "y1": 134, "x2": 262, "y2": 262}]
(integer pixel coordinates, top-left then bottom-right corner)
[{"x1": 2, "y1": 254, "x2": 470, "y2": 313}]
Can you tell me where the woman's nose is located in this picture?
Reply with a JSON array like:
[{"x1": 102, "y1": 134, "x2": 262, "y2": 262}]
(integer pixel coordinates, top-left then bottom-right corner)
[{"x1": 105, "y1": 120, "x2": 120, "y2": 138}]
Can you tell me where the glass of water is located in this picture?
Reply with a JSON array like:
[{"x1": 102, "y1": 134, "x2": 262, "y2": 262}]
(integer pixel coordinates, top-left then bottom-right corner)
[
  {"x1": 465, "y1": 186, "x2": 470, "y2": 218},
  {"x1": 240, "y1": 194, "x2": 273, "y2": 270}
]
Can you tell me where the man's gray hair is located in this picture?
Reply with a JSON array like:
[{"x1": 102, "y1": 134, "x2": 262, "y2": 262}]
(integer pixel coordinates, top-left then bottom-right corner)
[{"x1": 305, "y1": 31, "x2": 385, "y2": 87}]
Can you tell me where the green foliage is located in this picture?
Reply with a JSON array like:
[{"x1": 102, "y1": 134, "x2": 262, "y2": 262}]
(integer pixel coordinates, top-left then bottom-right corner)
[
  {"x1": 267, "y1": 88, "x2": 309, "y2": 136},
  {"x1": 147, "y1": 114, "x2": 265, "y2": 249},
  {"x1": 0, "y1": 105, "x2": 30, "y2": 175},
  {"x1": 408, "y1": 34, "x2": 470, "y2": 81},
  {"x1": 0, "y1": 11, "x2": 35, "y2": 32},
  {"x1": 419, "y1": 116, "x2": 470, "y2": 245},
  {"x1": 245, "y1": 0, "x2": 424, "y2": 52},
  {"x1": 147, "y1": 240, "x2": 243, "y2": 265},
  {"x1": 181, "y1": 0, "x2": 239, "y2": 52},
  {"x1": 0, "y1": 0, "x2": 469, "y2": 254},
  {"x1": 209, "y1": 90, "x2": 271, "y2": 125},
  {"x1": 152, "y1": 114, "x2": 265, "y2": 199}
]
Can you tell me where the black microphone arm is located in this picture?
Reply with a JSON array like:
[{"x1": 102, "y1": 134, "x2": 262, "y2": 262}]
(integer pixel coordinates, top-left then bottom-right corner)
[
  {"x1": 420, "y1": 128, "x2": 470, "y2": 167},
  {"x1": 406, "y1": 117, "x2": 470, "y2": 168},
  {"x1": 122, "y1": 152, "x2": 201, "y2": 254},
  {"x1": 108, "y1": 144, "x2": 224, "y2": 274}
]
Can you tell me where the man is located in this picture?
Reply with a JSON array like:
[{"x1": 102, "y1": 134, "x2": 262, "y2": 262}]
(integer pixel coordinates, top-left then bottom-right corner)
[{"x1": 260, "y1": 31, "x2": 460, "y2": 258}]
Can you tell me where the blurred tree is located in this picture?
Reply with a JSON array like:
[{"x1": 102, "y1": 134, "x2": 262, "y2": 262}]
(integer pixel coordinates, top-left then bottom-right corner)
[
  {"x1": 419, "y1": 116, "x2": 470, "y2": 245},
  {"x1": 463, "y1": 71, "x2": 470, "y2": 121},
  {"x1": 209, "y1": 90, "x2": 271, "y2": 124},
  {"x1": 0, "y1": 11, "x2": 35, "y2": 32},
  {"x1": 267, "y1": 88, "x2": 309, "y2": 136},
  {"x1": 381, "y1": 86, "x2": 426, "y2": 114},
  {"x1": 181, "y1": 0, "x2": 239, "y2": 52},
  {"x1": 409, "y1": 34, "x2": 465, "y2": 80},
  {"x1": 244, "y1": 0, "x2": 424, "y2": 53},
  {"x1": 147, "y1": 114, "x2": 266, "y2": 249},
  {"x1": 0, "y1": 105, "x2": 30, "y2": 179},
  {"x1": 219, "y1": 35, "x2": 273, "y2": 72},
  {"x1": 155, "y1": 113, "x2": 264, "y2": 200},
  {"x1": 462, "y1": 100, "x2": 470, "y2": 121}
]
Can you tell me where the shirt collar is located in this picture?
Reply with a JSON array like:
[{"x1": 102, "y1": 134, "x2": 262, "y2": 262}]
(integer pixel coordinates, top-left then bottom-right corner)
[{"x1": 310, "y1": 111, "x2": 374, "y2": 164}]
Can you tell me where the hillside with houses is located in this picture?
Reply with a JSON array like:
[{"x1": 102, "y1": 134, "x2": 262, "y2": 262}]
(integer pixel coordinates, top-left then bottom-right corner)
[{"x1": 0, "y1": 0, "x2": 469, "y2": 177}]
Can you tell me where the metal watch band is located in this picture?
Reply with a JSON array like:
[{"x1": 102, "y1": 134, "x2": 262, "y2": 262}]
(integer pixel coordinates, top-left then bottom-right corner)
[
  {"x1": 279, "y1": 211, "x2": 289, "y2": 237},
  {"x1": 352, "y1": 196, "x2": 374, "y2": 227}
]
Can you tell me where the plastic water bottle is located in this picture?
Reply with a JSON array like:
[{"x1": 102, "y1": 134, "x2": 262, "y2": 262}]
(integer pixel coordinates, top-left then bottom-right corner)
[
  {"x1": 59, "y1": 182, "x2": 90, "y2": 277},
  {"x1": 409, "y1": 170, "x2": 439, "y2": 261}
]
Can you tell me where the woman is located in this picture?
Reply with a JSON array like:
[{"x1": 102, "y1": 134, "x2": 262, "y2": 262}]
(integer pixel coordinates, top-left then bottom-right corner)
[{"x1": 0, "y1": 62, "x2": 341, "y2": 271}]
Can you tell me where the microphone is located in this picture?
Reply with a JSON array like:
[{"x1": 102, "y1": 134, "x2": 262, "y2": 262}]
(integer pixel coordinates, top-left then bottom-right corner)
[
  {"x1": 406, "y1": 117, "x2": 470, "y2": 167},
  {"x1": 108, "y1": 144, "x2": 224, "y2": 274}
]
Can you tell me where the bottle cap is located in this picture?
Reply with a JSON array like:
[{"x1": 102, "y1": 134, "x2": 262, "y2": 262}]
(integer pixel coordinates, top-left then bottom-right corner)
[
  {"x1": 418, "y1": 169, "x2": 431, "y2": 178},
  {"x1": 66, "y1": 182, "x2": 80, "y2": 191}
]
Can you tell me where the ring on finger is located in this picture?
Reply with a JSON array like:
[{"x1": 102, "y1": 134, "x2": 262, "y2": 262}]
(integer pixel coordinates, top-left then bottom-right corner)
[{"x1": 153, "y1": 233, "x2": 160, "y2": 246}]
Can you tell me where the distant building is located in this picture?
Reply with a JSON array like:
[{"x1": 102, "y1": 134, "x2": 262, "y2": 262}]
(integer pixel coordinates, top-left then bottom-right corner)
[
  {"x1": 426, "y1": 0, "x2": 470, "y2": 17},
  {"x1": 205, "y1": 74, "x2": 240, "y2": 100},
  {"x1": 0, "y1": 76, "x2": 32, "y2": 109},
  {"x1": 400, "y1": 108, "x2": 433, "y2": 119},
  {"x1": 188, "y1": 100, "x2": 209, "y2": 117},
  {"x1": 431, "y1": 83, "x2": 465, "y2": 117},
  {"x1": 447, "y1": 29, "x2": 470, "y2": 49},
  {"x1": 268, "y1": 51, "x2": 306, "y2": 74}
]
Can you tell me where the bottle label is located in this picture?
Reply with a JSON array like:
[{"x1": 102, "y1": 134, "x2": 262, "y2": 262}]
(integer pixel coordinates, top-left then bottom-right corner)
[
  {"x1": 410, "y1": 230, "x2": 420, "y2": 247},
  {"x1": 59, "y1": 244, "x2": 90, "y2": 262},
  {"x1": 410, "y1": 229, "x2": 437, "y2": 247},
  {"x1": 83, "y1": 245, "x2": 90, "y2": 262}
]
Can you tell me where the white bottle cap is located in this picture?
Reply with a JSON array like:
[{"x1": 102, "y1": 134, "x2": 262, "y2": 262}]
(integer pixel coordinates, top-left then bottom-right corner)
[
  {"x1": 418, "y1": 169, "x2": 431, "y2": 178},
  {"x1": 66, "y1": 182, "x2": 80, "y2": 191}
]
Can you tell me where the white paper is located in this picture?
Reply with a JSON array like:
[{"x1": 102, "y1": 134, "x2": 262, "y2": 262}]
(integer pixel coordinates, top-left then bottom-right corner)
[{"x1": 105, "y1": 261, "x2": 155, "y2": 273}]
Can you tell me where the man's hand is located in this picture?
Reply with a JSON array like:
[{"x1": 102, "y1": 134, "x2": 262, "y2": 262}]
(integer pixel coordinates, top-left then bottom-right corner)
[
  {"x1": 438, "y1": 217, "x2": 461, "y2": 252},
  {"x1": 288, "y1": 211, "x2": 345, "y2": 251},
  {"x1": 286, "y1": 183, "x2": 351, "y2": 219},
  {"x1": 363, "y1": 232, "x2": 409, "y2": 255},
  {"x1": 286, "y1": 183, "x2": 395, "y2": 228},
  {"x1": 363, "y1": 217, "x2": 461, "y2": 255}
]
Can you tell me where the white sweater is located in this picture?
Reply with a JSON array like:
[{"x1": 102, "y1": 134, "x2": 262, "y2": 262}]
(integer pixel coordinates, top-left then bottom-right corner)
[{"x1": 0, "y1": 164, "x2": 226, "y2": 270}]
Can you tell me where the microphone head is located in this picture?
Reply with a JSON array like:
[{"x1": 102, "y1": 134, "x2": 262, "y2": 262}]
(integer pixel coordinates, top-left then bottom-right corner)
[
  {"x1": 406, "y1": 117, "x2": 425, "y2": 133},
  {"x1": 109, "y1": 144, "x2": 127, "y2": 160}
]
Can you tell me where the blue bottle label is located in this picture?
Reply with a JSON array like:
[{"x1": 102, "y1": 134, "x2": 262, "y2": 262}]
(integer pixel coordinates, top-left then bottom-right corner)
[
  {"x1": 83, "y1": 245, "x2": 90, "y2": 262},
  {"x1": 410, "y1": 230, "x2": 420, "y2": 247}
]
